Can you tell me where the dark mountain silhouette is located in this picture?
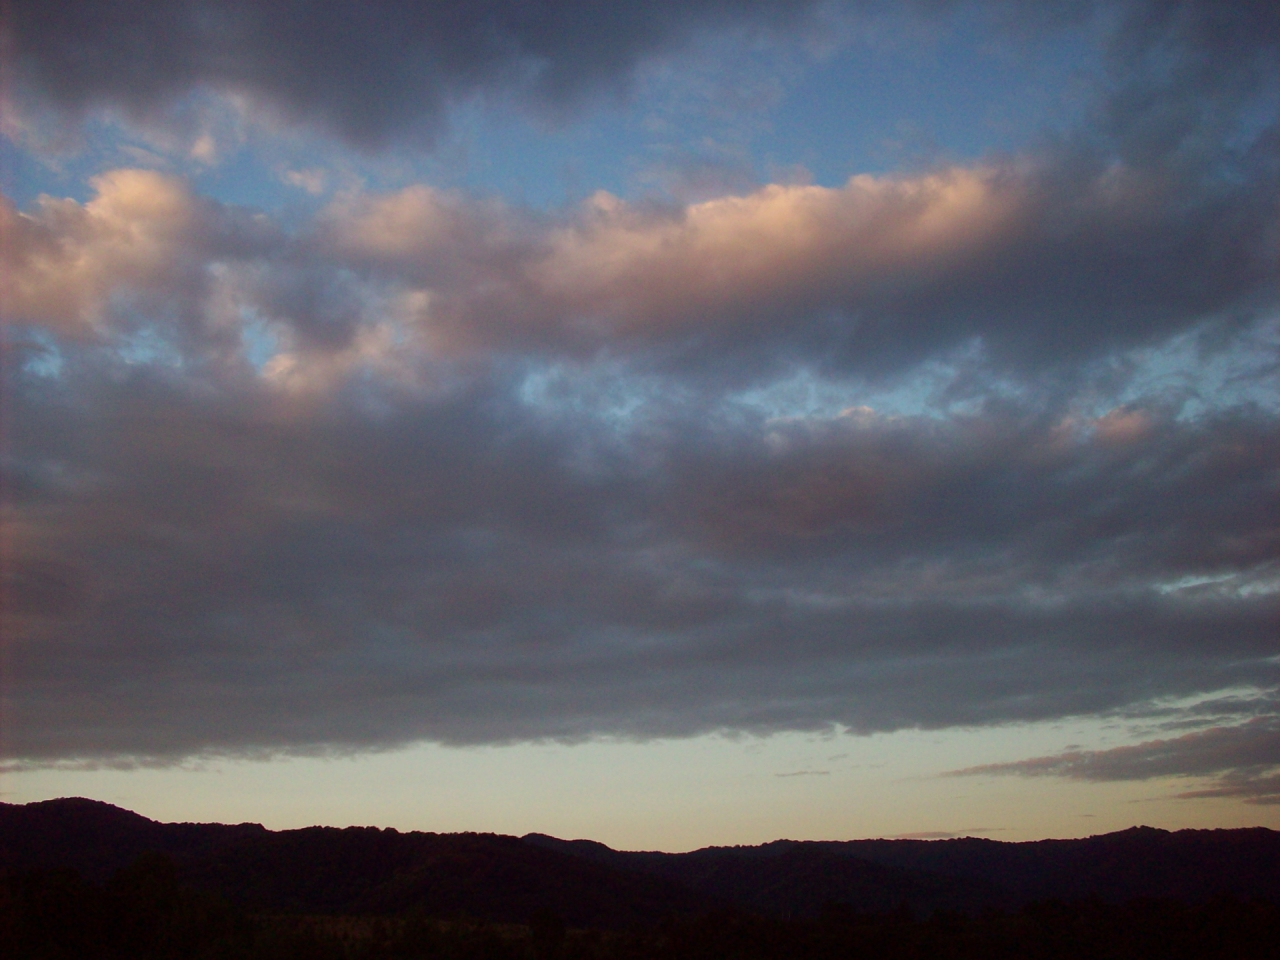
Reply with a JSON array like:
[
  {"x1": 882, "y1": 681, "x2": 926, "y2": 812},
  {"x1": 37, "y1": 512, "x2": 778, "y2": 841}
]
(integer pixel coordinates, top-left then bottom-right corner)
[
  {"x1": 181, "y1": 825, "x2": 708, "y2": 926},
  {"x1": 522, "y1": 834, "x2": 1006, "y2": 916},
  {"x1": 4, "y1": 798, "x2": 1279, "y2": 929},
  {"x1": 0, "y1": 796, "x2": 268, "y2": 881},
  {"x1": 524, "y1": 826, "x2": 1280, "y2": 915},
  {"x1": 802, "y1": 827, "x2": 1280, "y2": 903},
  {"x1": 0, "y1": 799, "x2": 703, "y2": 928}
]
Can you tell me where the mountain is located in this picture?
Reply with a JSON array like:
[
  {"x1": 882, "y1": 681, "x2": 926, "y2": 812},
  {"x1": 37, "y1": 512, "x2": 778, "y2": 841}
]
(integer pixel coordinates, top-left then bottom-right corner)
[
  {"x1": 807, "y1": 827, "x2": 1280, "y2": 903},
  {"x1": 4, "y1": 798, "x2": 1278, "y2": 928},
  {"x1": 522, "y1": 834, "x2": 1006, "y2": 916},
  {"x1": 0, "y1": 796, "x2": 268, "y2": 881},
  {"x1": 0, "y1": 799, "x2": 703, "y2": 928},
  {"x1": 523, "y1": 826, "x2": 1280, "y2": 914}
]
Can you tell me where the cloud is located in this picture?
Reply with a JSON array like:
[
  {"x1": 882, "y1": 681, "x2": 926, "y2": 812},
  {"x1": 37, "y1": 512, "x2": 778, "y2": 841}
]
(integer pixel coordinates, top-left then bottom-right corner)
[
  {"x1": 1175, "y1": 772, "x2": 1280, "y2": 806},
  {"x1": 948, "y1": 715, "x2": 1280, "y2": 804},
  {"x1": 0, "y1": 170, "x2": 276, "y2": 341},
  {"x1": 1098, "y1": 0, "x2": 1280, "y2": 164},
  {"x1": 294, "y1": 135, "x2": 1276, "y2": 379},
  {"x1": 4, "y1": 325, "x2": 1278, "y2": 761},
  {"x1": 3, "y1": 0, "x2": 821, "y2": 146},
  {"x1": 282, "y1": 169, "x2": 327, "y2": 195},
  {"x1": 516, "y1": 162, "x2": 1275, "y2": 375},
  {"x1": 2, "y1": 1, "x2": 1278, "y2": 768},
  {"x1": 5, "y1": 1, "x2": 1276, "y2": 157},
  {"x1": 2, "y1": 147, "x2": 1278, "y2": 765},
  {"x1": 885, "y1": 831, "x2": 993, "y2": 840},
  {"x1": 10, "y1": 145, "x2": 1275, "y2": 383}
]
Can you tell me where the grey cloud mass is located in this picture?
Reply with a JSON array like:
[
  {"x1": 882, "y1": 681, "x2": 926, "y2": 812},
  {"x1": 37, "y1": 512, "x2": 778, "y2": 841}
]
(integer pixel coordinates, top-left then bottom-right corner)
[
  {"x1": 5, "y1": 0, "x2": 820, "y2": 145},
  {"x1": 4, "y1": 347, "x2": 1278, "y2": 760},
  {"x1": 2, "y1": 0, "x2": 1279, "y2": 766},
  {"x1": 7, "y1": 2, "x2": 1278, "y2": 148}
]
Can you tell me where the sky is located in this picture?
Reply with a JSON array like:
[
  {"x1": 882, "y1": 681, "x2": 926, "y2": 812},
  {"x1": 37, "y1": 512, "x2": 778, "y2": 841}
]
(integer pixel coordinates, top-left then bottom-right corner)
[{"x1": 1, "y1": 0, "x2": 1278, "y2": 850}]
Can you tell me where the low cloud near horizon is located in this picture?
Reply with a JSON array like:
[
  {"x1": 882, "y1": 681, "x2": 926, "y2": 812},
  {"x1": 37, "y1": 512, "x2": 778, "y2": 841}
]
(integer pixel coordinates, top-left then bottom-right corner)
[
  {"x1": 949, "y1": 713, "x2": 1280, "y2": 805},
  {"x1": 1, "y1": 0, "x2": 1278, "y2": 801}
]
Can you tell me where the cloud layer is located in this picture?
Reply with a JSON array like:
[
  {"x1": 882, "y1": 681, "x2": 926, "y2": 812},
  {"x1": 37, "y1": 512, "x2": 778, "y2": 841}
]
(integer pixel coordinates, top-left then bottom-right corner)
[
  {"x1": 2, "y1": 0, "x2": 1279, "y2": 767},
  {"x1": 8, "y1": 146, "x2": 1276, "y2": 379},
  {"x1": 8, "y1": 1, "x2": 1278, "y2": 151},
  {"x1": 5, "y1": 248, "x2": 1278, "y2": 759},
  {"x1": 5, "y1": 0, "x2": 819, "y2": 145}
]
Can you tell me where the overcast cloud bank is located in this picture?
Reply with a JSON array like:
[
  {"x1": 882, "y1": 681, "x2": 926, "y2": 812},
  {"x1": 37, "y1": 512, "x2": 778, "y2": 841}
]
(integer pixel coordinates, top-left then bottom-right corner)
[{"x1": 1, "y1": 1, "x2": 1277, "y2": 792}]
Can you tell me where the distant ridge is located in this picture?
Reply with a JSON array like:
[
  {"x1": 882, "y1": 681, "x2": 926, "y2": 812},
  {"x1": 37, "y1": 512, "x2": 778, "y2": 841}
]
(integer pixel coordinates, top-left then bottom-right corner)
[
  {"x1": 521, "y1": 824, "x2": 1280, "y2": 915},
  {"x1": 3, "y1": 798, "x2": 1278, "y2": 926}
]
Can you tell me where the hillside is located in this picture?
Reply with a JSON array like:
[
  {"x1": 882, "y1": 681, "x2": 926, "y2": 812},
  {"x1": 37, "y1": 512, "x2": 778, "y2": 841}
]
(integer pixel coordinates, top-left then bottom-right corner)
[{"x1": 4, "y1": 798, "x2": 1279, "y2": 927}]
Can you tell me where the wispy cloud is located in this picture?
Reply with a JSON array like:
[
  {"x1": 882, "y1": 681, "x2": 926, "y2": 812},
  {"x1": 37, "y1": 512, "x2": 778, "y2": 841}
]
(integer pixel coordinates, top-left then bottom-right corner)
[
  {"x1": 884, "y1": 830, "x2": 999, "y2": 840},
  {"x1": 948, "y1": 716, "x2": 1280, "y2": 805}
]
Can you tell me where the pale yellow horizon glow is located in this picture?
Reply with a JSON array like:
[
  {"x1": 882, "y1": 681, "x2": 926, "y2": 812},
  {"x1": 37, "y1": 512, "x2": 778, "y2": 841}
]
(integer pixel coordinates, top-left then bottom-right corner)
[{"x1": 4, "y1": 720, "x2": 1275, "y2": 852}]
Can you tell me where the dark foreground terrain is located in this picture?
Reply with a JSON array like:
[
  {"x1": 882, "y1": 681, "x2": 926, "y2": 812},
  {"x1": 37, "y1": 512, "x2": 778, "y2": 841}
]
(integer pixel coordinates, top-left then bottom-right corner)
[{"x1": 3, "y1": 798, "x2": 1278, "y2": 958}]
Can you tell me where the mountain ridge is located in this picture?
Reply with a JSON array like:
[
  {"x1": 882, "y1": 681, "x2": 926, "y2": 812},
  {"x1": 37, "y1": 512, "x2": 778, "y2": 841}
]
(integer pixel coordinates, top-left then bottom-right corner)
[{"x1": 4, "y1": 798, "x2": 1278, "y2": 926}]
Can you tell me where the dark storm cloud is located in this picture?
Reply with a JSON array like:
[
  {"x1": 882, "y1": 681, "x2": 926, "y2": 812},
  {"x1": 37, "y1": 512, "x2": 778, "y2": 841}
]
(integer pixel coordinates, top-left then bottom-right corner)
[
  {"x1": 949, "y1": 715, "x2": 1280, "y2": 804},
  {"x1": 4, "y1": 0, "x2": 819, "y2": 145}
]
